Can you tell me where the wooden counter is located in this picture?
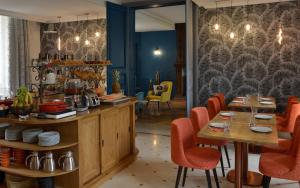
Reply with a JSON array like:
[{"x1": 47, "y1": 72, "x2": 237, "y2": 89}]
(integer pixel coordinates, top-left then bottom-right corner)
[{"x1": 0, "y1": 100, "x2": 137, "y2": 188}]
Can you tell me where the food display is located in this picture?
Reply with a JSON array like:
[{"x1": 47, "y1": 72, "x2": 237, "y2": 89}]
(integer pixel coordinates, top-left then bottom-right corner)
[{"x1": 11, "y1": 87, "x2": 33, "y2": 116}]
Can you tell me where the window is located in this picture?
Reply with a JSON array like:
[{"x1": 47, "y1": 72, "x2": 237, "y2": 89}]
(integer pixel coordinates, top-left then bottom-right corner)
[{"x1": 0, "y1": 16, "x2": 9, "y2": 97}]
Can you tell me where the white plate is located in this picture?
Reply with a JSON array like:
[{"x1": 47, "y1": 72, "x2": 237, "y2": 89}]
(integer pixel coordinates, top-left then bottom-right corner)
[
  {"x1": 220, "y1": 112, "x2": 234, "y2": 117},
  {"x1": 260, "y1": 101, "x2": 274, "y2": 105},
  {"x1": 250, "y1": 126, "x2": 272, "y2": 133},
  {"x1": 209, "y1": 123, "x2": 225, "y2": 128},
  {"x1": 236, "y1": 96, "x2": 246, "y2": 99},
  {"x1": 232, "y1": 101, "x2": 244, "y2": 104},
  {"x1": 260, "y1": 97, "x2": 272, "y2": 101},
  {"x1": 255, "y1": 114, "x2": 273, "y2": 120}
]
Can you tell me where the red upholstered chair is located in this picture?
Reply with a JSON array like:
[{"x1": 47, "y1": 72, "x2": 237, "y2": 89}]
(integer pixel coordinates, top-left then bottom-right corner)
[
  {"x1": 207, "y1": 97, "x2": 221, "y2": 120},
  {"x1": 259, "y1": 116, "x2": 300, "y2": 188},
  {"x1": 277, "y1": 103, "x2": 300, "y2": 134},
  {"x1": 171, "y1": 118, "x2": 221, "y2": 188},
  {"x1": 214, "y1": 93, "x2": 227, "y2": 110},
  {"x1": 261, "y1": 138, "x2": 293, "y2": 154},
  {"x1": 276, "y1": 98, "x2": 299, "y2": 128},
  {"x1": 190, "y1": 107, "x2": 230, "y2": 177}
]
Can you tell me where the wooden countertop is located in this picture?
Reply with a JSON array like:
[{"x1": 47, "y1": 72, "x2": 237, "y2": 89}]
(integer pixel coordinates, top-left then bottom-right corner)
[{"x1": 0, "y1": 100, "x2": 136, "y2": 126}]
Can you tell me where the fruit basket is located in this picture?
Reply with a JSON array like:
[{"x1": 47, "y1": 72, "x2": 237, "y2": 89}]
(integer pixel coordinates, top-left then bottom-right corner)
[{"x1": 11, "y1": 86, "x2": 33, "y2": 116}]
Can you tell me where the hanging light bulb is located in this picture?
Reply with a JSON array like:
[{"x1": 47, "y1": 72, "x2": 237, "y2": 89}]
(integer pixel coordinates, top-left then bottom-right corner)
[
  {"x1": 57, "y1": 16, "x2": 61, "y2": 51},
  {"x1": 75, "y1": 35, "x2": 80, "y2": 42},
  {"x1": 214, "y1": 23, "x2": 220, "y2": 30},
  {"x1": 277, "y1": 27, "x2": 283, "y2": 45},
  {"x1": 230, "y1": 32, "x2": 235, "y2": 39},
  {"x1": 214, "y1": 1, "x2": 220, "y2": 31},
  {"x1": 245, "y1": 23, "x2": 251, "y2": 31},
  {"x1": 85, "y1": 39, "x2": 90, "y2": 46},
  {"x1": 95, "y1": 31, "x2": 100, "y2": 38}
]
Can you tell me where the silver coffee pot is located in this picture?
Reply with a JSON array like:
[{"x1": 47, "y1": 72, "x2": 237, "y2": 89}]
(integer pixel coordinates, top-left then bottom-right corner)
[
  {"x1": 58, "y1": 151, "x2": 76, "y2": 171},
  {"x1": 40, "y1": 152, "x2": 56, "y2": 172},
  {"x1": 25, "y1": 151, "x2": 40, "y2": 170}
]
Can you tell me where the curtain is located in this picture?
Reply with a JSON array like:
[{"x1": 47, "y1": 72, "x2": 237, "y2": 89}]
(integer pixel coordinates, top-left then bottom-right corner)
[
  {"x1": 0, "y1": 16, "x2": 9, "y2": 96},
  {"x1": 9, "y1": 18, "x2": 30, "y2": 94}
]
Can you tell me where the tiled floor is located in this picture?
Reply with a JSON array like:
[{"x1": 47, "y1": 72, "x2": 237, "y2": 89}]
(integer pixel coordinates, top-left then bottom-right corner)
[{"x1": 102, "y1": 99, "x2": 298, "y2": 188}]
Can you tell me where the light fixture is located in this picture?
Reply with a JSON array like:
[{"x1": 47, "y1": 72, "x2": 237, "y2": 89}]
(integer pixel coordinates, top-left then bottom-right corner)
[
  {"x1": 214, "y1": 1, "x2": 220, "y2": 31},
  {"x1": 153, "y1": 48, "x2": 162, "y2": 56},
  {"x1": 95, "y1": 14, "x2": 101, "y2": 38},
  {"x1": 277, "y1": 0, "x2": 283, "y2": 45},
  {"x1": 57, "y1": 16, "x2": 61, "y2": 51},
  {"x1": 245, "y1": 0, "x2": 251, "y2": 32},
  {"x1": 85, "y1": 13, "x2": 90, "y2": 46},
  {"x1": 229, "y1": 0, "x2": 235, "y2": 39},
  {"x1": 230, "y1": 32, "x2": 235, "y2": 39},
  {"x1": 74, "y1": 16, "x2": 80, "y2": 42}
]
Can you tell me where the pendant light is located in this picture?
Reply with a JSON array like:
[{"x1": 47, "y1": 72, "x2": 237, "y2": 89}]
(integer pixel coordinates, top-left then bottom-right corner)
[
  {"x1": 277, "y1": 0, "x2": 283, "y2": 45},
  {"x1": 74, "y1": 16, "x2": 80, "y2": 42},
  {"x1": 213, "y1": 1, "x2": 220, "y2": 31},
  {"x1": 57, "y1": 16, "x2": 61, "y2": 51},
  {"x1": 85, "y1": 13, "x2": 90, "y2": 46},
  {"x1": 245, "y1": 0, "x2": 251, "y2": 31},
  {"x1": 95, "y1": 14, "x2": 101, "y2": 38},
  {"x1": 229, "y1": 0, "x2": 235, "y2": 39}
]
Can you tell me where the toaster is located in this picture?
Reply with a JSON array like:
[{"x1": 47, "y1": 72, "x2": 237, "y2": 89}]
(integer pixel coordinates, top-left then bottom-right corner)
[{"x1": 85, "y1": 90, "x2": 100, "y2": 107}]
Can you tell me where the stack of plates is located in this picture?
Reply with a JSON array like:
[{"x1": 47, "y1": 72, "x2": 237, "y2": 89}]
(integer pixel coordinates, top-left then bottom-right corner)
[
  {"x1": 5, "y1": 126, "x2": 25, "y2": 141},
  {"x1": 38, "y1": 131, "x2": 60, "y2": 146},
  {"x1": 0, "y1": 123, "x2": 11, "y2": 139},
  {"x1": 22, "y1": 128, "x2": 43, "y2": 143}
]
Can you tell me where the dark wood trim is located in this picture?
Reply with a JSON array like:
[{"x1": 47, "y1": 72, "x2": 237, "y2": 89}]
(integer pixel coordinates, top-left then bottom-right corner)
[{"x1": 122, "y1": 0, "x2": 185, "y2": 9}]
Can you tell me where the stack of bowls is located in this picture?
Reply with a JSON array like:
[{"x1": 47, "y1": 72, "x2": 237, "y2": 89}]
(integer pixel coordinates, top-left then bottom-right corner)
[
  {"x1": 22, "y1": 128, "x2": 43, "y2": 143},
  {"x1": 0, "y1": 147, "x2": 10, "y2": 167},
  {"x1": 0, "y1": 123, "x2": 11, "y2": 138},
  {"x1": 6, "y1": 174, "x2": 36, "y2": 188},
  {"x1": 5, "y1": 126, "x2": 25, "y2": 141},
  {"x1": 12, "y1": 148, "x2": 25, "y2": 166},
  {"x1": 38, "y1": 131, "x2": 60, "y2": 146}
]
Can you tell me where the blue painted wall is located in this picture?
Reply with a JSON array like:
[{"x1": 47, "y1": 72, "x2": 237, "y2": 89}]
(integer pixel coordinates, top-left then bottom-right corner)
[{"x1": 136, "y1": 31, "x2": 177, "y2": 97}]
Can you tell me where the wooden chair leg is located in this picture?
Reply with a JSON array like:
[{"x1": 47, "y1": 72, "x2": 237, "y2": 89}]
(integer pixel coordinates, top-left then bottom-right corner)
[
  {"x1": 175, "y1": 166, "x2": 183, "y2": 188},
  {"x1": 205, "y1": 170, "x2": 212, "y2": 188},
  {"x1": 262, "y1": 175, "x2": 271, "y2": 188},
  {"x1": 218, "y1": 146, "x2": 225, "y2": 177},
  {"x1": 212, "y1": 168, "x2": 220, "y2": 188},
  {"x1": 167, "y1": 101, "x2": 172, "y2": 111},
  {"x1": 182, "y1": 167, "x2": 188, "y2": 187},
  {"x1": 224, "y1": 145, "x2": 231, "y2": 168}
]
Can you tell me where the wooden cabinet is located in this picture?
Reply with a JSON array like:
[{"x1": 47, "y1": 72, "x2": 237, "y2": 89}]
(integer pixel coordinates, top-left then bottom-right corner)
[
  {"x1": 118, "y1": 106, "x2": 131, "y2": 160},
  {"x1": 100, "y1": 109, "x2": 119, "y2": 172},
  {"x1": 78, "y1": 115, "x2": 100, "y2": 185}
]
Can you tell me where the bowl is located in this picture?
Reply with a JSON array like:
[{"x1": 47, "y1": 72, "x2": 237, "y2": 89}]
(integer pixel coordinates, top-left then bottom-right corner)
[
  {"x1": 38, "y1": 131, "x2": 60, "y2": 146},
  {"x1": 10, "y1": 106, "x2": 32, "y2": 116}
]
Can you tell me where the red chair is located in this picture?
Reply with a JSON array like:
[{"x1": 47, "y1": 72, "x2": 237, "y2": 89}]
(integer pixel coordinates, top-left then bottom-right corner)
[
  {"x1": 259, "y1": 116, "x2": 300, "y2": 188},
  {"x1": 277, "y1": 103, "x2": 300, "y2": 134},
  {"x1": 214, "y1": 93, "x2": 227, "y2": 110},
  {"x1": 276, "y1": 98, "x2": 298, "y2": 128},
  {"x1": 261, "y1": 138, "x2": 292, "y2": 154},
  {"x1": 171, "y1": 118, "x2": 221, "y2": 188},
  {"x1": 190, "y1": 107, "x2": 230, "y2": 177},
  {"x1": 207, "y1": 97, "x2": 221, "y2": 120}
]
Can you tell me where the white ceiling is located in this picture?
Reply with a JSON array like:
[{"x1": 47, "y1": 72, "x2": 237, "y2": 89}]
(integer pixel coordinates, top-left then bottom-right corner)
[{"x1": 136, "y1": 5, "x2": 185, "y2": 32}]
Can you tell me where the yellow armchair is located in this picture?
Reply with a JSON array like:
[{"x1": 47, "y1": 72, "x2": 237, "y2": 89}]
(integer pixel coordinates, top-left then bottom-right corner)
[{"x1": 147, "y1": 81, "x2": 173, "y2": 111}]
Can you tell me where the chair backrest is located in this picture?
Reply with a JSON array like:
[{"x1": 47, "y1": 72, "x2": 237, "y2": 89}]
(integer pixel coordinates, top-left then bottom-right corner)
[
  {"x1": 284, "y1": 98, "x2": 299, "y2": 118},
  {"x1": 160, "y1": 81, "x2": 173, "y2": 102},
  {"x1": 207, "y1": 97, "x2": 221, "y2": 120},
  {"x1": 288, "y1": 116, "x2": 300, "y2": 173},
  {"x1": 171, "y1": 118, "x2": 195, "y2": 166},
  {"x1": 214, "y1": 93, "x2": 226, "y2": 110},
  {"x1": 190, "y1": 107, "x2": 210, "y2": 138},
  {"x1": 286, "y1": 103, "x2": 300, "y2": 133},
  {"x1": 136, "y1": 92, "x2": 144, "y2": 101}
]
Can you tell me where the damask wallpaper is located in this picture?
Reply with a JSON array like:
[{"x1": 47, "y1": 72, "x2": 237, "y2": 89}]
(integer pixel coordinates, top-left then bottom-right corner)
[
  {"x1": 196, "y1": 1, "x2": 300, "y2": 111},
  {"x1": 40, "y1": 19, "x2": 107, "y2": 61}
]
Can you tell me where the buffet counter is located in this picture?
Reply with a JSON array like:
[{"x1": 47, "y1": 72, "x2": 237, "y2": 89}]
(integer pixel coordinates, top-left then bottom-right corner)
[{"x1": 0, "y1": 100, "x2": 137, "y2": 188}]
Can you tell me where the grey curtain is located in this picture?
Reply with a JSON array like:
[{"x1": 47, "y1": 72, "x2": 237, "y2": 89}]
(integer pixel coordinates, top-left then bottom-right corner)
[{"x1": 8, "y1": 18, "x2": 30, "y2": 94}]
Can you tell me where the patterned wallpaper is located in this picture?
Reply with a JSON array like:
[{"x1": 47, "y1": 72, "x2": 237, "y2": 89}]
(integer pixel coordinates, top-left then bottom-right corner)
[
  {"x1": 196, "y1": 1, "x2": 300, "y2": 111},
  {"x1": 40, "y1": 19, "x2": 107, "y2": 60}
]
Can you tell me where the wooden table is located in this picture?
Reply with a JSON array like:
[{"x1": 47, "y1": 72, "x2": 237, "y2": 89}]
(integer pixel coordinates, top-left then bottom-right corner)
[
  {"x1": 228, "y1": 96, "x2": 276, "y2": 110},
  {"x1": 198, "y1": 111, "x2": 278, "y2": 188}
]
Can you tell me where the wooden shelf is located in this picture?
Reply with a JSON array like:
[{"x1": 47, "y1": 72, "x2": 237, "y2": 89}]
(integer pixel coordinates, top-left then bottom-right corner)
[
  {"x1": 0, "y1": 140, "x2": 78, "y2": 151},
  {"x1": 0, "y1": 165, "x2": 78, "y2": 178}
]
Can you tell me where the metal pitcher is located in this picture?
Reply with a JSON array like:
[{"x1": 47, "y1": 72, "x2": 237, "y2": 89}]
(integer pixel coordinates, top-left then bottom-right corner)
[
  {"x1": 40, "y1": 152, "x2": 56, "y2": 172},
  {"x1": 58, "y1": 151, "x2": 76, "y2": 172},
  {"x1": 25, "y1": 151, "x2": 40, "y2": 170}
]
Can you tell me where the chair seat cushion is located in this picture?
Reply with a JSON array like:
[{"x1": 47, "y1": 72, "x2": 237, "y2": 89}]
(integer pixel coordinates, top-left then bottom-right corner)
[
  {"x1": 185, "y1": 147, "x2": 221, "y2": 170},
  {"x1": 261, "y1": 139, "x2": 292, "y2": 153},
  {"x1": 196, "y1": 137, "x2": 228, "y2": 146},
  {"x1": 259, "y1": 153, "x2": 294, "y2": 177},
  {"x1": 147, "y1": 95, "x2": 161, "y2": 100}
]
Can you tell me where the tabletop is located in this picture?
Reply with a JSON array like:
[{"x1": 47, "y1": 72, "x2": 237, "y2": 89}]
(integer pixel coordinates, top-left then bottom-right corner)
[
  {"x1": 198, "y1": 111, "x2": 278, "y2": 146},
  {"x1": 227, "y1": 96, "x2": 276, "y2": 110}
]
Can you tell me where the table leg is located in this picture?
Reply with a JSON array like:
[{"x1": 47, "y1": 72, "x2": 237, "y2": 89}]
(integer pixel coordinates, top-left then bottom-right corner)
[{"x1": 235, "y1": 142, "x2": 243, "y2": 188}]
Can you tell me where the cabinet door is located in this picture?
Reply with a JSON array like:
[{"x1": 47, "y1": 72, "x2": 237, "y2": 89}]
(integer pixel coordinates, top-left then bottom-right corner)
[
  {"x1": 78, "y1": 116, "x2": 100, "y2": 184},
  {"x1": 101, "y1": 109, "x2": 119, "y2": 172},
  {"x1": 118, "y1": 106, "x2": 131, "y2": 160}
]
